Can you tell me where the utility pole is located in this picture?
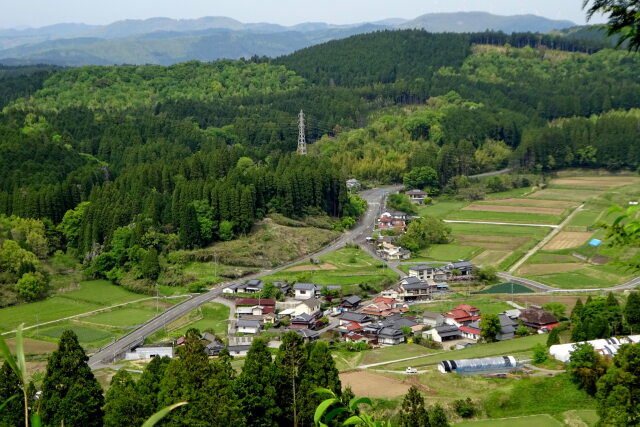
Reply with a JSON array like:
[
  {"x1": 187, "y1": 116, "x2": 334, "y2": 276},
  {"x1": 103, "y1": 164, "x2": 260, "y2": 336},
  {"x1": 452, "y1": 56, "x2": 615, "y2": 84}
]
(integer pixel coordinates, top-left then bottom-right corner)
[{"x1": 297, "y1": 110, "x2": 307, "y2": 155}]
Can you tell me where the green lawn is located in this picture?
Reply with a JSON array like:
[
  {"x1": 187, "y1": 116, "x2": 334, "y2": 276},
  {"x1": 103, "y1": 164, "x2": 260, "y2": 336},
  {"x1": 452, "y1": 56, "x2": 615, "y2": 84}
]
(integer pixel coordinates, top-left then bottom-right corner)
[
  {"x1": 413, "y1": 298, "x2": 513, "y2": 316},
  {"x1": 83, "y1": 307, "x2": 158, "y2": 328},
  {"x1": 38, "y1": 324, "x2": 113, "y2": 347},
  {"x1": 445, "y1": 209, "x2": 562, "y2": 225},
  {"x1": 567, "y1": 209, "x2": 601, "y2": 228},
  {"x1": 359, "y1": 343, "x2": 436, "y2": 366},
  {"x1": 0, "y1": 280, "x2": 144, "y2": 333},
  {"x1": 456, "y1": 414, "x2": 563, "y2": 427},
  {"x1": 261, "y1": 248, "x2": 399, "y2": 292},
  {"x1": 447, "y1": 223, "x2": 549, "y2": 239},
  {"x1": 484, "y1": 187, "x2": 535, "y2": 199},
  {"x1": 384, "y1": 335, "x2": 546, "y2": 370}
]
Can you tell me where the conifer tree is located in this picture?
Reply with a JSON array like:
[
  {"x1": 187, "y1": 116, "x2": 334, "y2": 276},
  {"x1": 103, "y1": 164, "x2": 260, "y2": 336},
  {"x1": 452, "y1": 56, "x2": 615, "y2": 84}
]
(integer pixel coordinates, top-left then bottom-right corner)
[
  {"x1": 103, "y1": 370, "x2": 144, "y2": 427},
  {"x1": 0, "y1": 361, "x2": 23, "y2": 427},
  {"x1": 429, "y1": 404, "x2": 450, "y2": 427},
  {"x1": 235, "y1": 339, "x2": 280, "y2": 426},
  {"x1": 274, "y1": 332, "x2": 310, "y2": 426},
  {"x1": 40, "y1": 330, "x2": 104, "y2": 427},
  {"x1": 179, "y1": 204, "x2": 202, "y2": 249},
  {"x1": 306, "y1": 341, "x2": 341, "y2": 394},
  {"x1": 571, "y1": 298, "x2": 584, "y2": 322},
  {"x1": 137, "y1": 356, "x2": 171, "y2": 419},
  {"x1": 625, "y1": 292, "x2": 640, "y2": 333},
  {"x1": 399, "y1": 386, "x2": 430, "y2": 427}
]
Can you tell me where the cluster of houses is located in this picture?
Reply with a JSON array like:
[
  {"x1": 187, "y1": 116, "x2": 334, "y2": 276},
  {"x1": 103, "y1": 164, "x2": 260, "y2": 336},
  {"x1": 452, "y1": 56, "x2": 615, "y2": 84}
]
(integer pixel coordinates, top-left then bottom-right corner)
[{"x1": 425, "y1": 304, "x2": 559, "y2": 345}]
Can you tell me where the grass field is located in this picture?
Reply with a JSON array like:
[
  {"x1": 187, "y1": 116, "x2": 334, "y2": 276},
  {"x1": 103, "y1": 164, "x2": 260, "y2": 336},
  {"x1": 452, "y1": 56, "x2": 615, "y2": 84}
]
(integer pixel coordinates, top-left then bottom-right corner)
[
  {"x1": 261, "y1": 248, "x2": 399, "y2": 293},
  {"x1": 413, "y1": 244, "x2": 483, "y2": 262},
  {"x1": 445, "y1": 209, "x2": 562, "y2": 225},
  {"x1": 145, "y1": 302, "x2": 230, "y2": 344},
  {"x1": 359, "y1": 343, "x2": 436, "y2": 366},
  {"x1": 0, "y1": 280, "x2": 143, "y2": 333},
  {"x1": 38, "y1": 324, "x2": 113, "y2": 346},
  {"x1": 473, "y1": 283, "x2": 534, "y2": 294},
  {"x1": 455, "y1": 414, "x2": 563, "y2": 427},
  {"x1": 384, "y1": 334, "x2": 546, "y2": 370}
]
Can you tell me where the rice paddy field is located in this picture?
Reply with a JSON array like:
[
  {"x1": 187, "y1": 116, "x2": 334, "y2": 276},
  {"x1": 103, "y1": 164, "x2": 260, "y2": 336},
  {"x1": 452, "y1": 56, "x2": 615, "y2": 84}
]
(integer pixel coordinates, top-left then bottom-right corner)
[{"x1": 418, "y1": 173, "x2": 640, "y2": 288}]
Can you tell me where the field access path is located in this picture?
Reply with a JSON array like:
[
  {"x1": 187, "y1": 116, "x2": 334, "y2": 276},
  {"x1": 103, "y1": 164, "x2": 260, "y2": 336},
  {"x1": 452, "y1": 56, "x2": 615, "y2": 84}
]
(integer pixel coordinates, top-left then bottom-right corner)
[{"x1": 87, "y1": 186, "x2": 401, "y2": 369}]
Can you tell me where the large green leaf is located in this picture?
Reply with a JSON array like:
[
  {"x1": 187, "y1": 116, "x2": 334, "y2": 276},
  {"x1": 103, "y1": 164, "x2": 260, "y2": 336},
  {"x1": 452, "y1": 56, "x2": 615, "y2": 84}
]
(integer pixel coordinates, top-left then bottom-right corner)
[
  {"x1": 0, "y1": 334, "x2": 19, "y2": 377},
  {"x1": 324, "y1": 406, "x2": 349, "y2": 424},
  {"x1": 342, "y1": 415, "x2": 366, "y2": 426},
  {"x1": 141, "y1": 402, "x2": 187, "y2": 427},
  {"x1": 30, "y1": 413, "x2": 42, "y2": 427},
  {"x1": 15, "y1": 325, "x2": 28, "y2": 385},
  {"x1": 314, "y1": 398, "x2": 339, "y2": 425},
  {"x1": 348, "y1": 397, "x2": 372, "y2": 412}
]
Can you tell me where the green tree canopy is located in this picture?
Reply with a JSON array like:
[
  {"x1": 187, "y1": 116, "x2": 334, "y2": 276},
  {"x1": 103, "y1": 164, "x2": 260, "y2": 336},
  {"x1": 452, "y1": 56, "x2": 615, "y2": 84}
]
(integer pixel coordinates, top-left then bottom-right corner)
[
  {"x1": 399, "y1": 385, "x2": 430, "y2": 427},
  {"x1": 480, "y1": 314, "x2": 501, "y2": 343},
  {"x1": 103, "y1": 370, "x2": 144, "y2": 427},
  {"x1": 566, "y1": 342, "x2": 609, "y2": 396},
  {"x1": 596, "y1": 343, "x2": 640, "y2": 425},
  {"x1": 40, "y1": 330, "x2": 105, "y2": 426}
]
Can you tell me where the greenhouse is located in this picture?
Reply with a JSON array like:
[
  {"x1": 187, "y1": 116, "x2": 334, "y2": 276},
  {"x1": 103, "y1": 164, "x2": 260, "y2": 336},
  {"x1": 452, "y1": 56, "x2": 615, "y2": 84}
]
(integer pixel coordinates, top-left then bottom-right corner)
[
  {"x1": 550, "y1": 335, "x2": 640, "y2": 363},
  {"x1": 438, "y1": 356, "x2": 518, "y2": 374}
]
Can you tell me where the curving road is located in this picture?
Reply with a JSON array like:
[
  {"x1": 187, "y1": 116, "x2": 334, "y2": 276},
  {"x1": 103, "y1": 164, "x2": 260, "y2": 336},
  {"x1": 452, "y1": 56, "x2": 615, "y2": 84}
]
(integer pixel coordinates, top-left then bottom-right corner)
[{"x1": 88, "y1": 186, "x2": 400, "y2": 369}]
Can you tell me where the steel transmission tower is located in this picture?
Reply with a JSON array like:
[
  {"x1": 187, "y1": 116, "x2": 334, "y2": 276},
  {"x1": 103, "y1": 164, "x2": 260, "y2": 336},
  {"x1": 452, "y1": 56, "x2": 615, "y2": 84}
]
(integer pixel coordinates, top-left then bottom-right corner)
[{"x1": 297, "y1": 109, "x2": 307, "y2": 155}]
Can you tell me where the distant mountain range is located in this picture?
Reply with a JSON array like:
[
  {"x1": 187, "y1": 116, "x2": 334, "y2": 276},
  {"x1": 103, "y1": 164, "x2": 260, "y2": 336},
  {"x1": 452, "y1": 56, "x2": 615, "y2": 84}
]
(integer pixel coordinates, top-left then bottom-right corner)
[{"x1": 0, "y1": 12, "x2": 577, "y2": 66}]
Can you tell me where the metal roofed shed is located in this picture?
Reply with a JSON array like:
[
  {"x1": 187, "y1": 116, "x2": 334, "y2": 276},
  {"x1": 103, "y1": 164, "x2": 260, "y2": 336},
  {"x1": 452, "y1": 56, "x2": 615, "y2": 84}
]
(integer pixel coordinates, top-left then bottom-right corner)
[{"x1": 438, "y1": 356, "x2": 517, "y2": 374}]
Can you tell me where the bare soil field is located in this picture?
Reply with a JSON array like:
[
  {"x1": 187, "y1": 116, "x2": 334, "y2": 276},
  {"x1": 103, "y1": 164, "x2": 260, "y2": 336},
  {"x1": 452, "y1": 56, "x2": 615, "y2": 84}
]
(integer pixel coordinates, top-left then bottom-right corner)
[
  {"x1": 6, "y1": 337, "x2": 58, "y2": 354},
  {"x1": 462, "y1": 204, "x2": 564, "y2": 215},
  {"x1": 340, "y1": 370, "x2": 411, "y2": 398},
  {"x1": 551, "y1": 177, "x2": 640, "y2": 188},
  {"x1": 543, "y1": 231, "x2": 593, "y2": 251},
  {"x1": 517, "y1": 263, "x2": 588, "y2": 275},
  {"x1": 479, "y1": 198, "x2": 577, "y2": 209},
  {"x1": 286, "y1": 263, "x2": 337, "y2": 272}
]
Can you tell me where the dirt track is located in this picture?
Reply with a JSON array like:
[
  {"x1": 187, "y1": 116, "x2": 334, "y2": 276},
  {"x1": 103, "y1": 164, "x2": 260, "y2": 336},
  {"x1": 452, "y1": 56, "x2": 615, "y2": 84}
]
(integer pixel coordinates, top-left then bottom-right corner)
[{"x1": 286, "y1": 263, "x2": 337, "y2": 271}]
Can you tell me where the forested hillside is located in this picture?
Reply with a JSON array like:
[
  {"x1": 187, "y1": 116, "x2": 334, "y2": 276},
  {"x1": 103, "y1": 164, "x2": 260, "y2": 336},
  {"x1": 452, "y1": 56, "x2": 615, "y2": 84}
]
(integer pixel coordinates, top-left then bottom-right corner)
[{"x1": 1, "y1": 28, "x2": 639, "y2": 304}]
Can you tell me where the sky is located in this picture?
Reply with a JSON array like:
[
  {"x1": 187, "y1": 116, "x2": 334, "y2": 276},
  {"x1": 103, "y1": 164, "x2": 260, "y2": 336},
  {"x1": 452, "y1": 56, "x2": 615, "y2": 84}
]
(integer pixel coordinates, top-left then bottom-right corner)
[{"x1": 1, "y1": 0, "x2": 604, "y2": 29}]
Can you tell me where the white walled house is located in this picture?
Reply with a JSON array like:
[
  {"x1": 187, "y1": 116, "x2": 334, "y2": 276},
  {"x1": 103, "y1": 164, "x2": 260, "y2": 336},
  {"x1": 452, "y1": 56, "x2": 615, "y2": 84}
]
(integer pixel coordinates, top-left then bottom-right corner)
[{"x1": 293, "y1": 283, "x2": 316, "y2": 300}]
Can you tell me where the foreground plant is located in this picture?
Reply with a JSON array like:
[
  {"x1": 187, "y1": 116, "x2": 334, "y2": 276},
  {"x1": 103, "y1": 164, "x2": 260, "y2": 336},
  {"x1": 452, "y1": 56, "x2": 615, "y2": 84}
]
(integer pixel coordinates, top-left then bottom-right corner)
[{"x1": 314, "y1": 388, "x2": 391, "y2": 427}]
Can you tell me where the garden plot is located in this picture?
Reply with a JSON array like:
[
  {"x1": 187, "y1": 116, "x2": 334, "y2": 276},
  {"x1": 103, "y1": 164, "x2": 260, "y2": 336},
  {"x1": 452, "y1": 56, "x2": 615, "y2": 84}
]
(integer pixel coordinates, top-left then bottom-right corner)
[
  {"x1": 542, "y1": 231, "x2": 593, "y2": 250},
  {"x1": 472, "y1": 250, "x2": 511, "y2": 266},
  {"x1": 340, "y1": 371, "x2": 411, "y2": 398},
  {"x1": 527, "y1": 188, "x2": 596, "y2": 202},
  {"x1": 517, "y1": 263, "x2": 588, "y2": 275},
  {"x1": 462, "y1": 204, "x2": 565, "y2": 216},
  {"x1": 551, "y1": 176, "x2": 640, "y2": 188}
]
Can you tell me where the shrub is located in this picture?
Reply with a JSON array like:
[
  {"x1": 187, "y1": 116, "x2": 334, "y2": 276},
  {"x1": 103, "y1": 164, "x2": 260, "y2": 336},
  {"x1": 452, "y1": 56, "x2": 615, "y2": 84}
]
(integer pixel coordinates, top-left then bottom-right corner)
[{"x1": 453, "y1": 398, "x2": 477, "y2": 418}]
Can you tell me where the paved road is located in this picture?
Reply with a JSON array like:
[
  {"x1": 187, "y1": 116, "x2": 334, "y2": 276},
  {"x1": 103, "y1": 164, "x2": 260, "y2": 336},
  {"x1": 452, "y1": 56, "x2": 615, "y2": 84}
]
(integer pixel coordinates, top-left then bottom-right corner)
[
  {"x1": 468, "y1": 168, "x2": 512, "y2": 179},
  {"x1": 88, "y1": 186, "x2": 400, "y2": 369}
]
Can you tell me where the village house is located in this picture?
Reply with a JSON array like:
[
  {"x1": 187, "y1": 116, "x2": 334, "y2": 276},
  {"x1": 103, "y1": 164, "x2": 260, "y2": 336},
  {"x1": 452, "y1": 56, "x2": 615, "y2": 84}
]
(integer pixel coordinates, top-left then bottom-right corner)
[
  {"x1": 296, "y1": 328, "x2": 320, "y2": 342},
  {"x1": 424, "y1": 325, "x2": 462, "y2": 342},
  {"x1": 234, "y1": 298, "x2": 276, "y2": 315},
  {"x1": 519, "y1": 307, "x2": 559, "y2": 331},
  {"x1": 292, "y1": 298, "x2": 322, "y2": 317},
  {"x1": 237, "y1": 319, "x2": 262, "y2": 334},
  {"x1": 340, "y1": 295, "x2": 362, "y2": 310},
  {"x1": 444, "y1": 261, "x2": 475, "y2": 277},
  {"x1": 405, "y1": 189, "x2": 428, "y2": 204},
  {"x1": 359, "y1": 296, "x2": 407, "y2": 317},
  {"x1": 290, "y1": 313, "x2": 318, "y2": 329},
  {"x1": 125, "y1": 344, "x2": 173, "y2": 360},
  {"x1": 459, "y1": 314, "x2": 517, "y2": 341},
  {"x1": 227, "y1": 345, "x2": 251, "y2": 357},
  {"x1": 408, "y1": 264, "x2": 450, "y2": 282},
  {"x1": 382, "y1": 277, "x2": 435, "y2": 302},
  {"x1": 376, "y1": 210, "x2": 408, "y2": 231},
  {"x1": 339, "y1": 311, "x2": 373, "y2": 327},
  {"x1": 422, "y1": 311, "x2": 445, "y2": 328},
  {"x1": 293, "y1": 283, "x2": 316, "y2": 300},
  {"x1": 377, "y1": 242, "x2": 411, "y2": 261},
  {"x1": 444, "y1": 304, "x2": 481, "y2": 327},
  {"x1": 376, "y1": 327, "x2": 405, "y2": 346}
]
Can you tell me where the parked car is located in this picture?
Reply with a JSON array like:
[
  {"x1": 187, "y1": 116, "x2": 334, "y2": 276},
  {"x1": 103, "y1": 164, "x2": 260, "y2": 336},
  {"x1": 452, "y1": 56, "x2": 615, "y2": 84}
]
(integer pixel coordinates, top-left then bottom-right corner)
[{"x1": 405, "y1": 367, "x2": 418, "y2": 374}]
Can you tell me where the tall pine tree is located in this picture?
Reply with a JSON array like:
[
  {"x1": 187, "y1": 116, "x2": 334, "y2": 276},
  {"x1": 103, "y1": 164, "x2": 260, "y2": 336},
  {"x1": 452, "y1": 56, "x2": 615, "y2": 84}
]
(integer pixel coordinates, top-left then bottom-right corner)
[
  {"x1": 40, "y1": 330, "x2": 104, "y2": 427},
  {"x1": 137, "y1": 356, "x2": 171, "y2": 419},
  {"x1": 274, "y1": 332, "x2": 310, "y2": 427},
  {"x1": 103, "y1": 370, "x2": 144, "y2": 427},
  {"x1": 235, "y1": 339, "x2": 280, "y2": 426},
  {"x1": 399, "y1": 386, "x2": 430, "y2": 427},
  {"x1": 0, "y1": 361, "x2": 23, "y2": 427},
  {"x1": 625, "y1": 292, "x2": 640, "y2": 333}
]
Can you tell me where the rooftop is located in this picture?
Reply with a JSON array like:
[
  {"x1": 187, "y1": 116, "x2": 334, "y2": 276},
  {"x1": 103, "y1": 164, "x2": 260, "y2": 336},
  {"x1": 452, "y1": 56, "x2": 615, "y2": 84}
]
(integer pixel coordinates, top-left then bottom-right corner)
[{"x1": 294, "y1": 282, "x2": 316, "y2": 291}]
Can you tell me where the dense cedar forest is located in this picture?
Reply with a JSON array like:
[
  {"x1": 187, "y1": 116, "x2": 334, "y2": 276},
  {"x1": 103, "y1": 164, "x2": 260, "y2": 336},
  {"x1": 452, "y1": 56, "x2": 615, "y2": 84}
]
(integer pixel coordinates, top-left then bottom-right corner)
[{"x1": 0, "y1": 28, "x2": 639, "y2": 304}]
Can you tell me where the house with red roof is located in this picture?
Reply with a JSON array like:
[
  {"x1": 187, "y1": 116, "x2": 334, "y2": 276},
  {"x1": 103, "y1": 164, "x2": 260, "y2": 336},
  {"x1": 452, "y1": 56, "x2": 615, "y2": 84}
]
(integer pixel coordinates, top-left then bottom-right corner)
[
  {"x1": 359, "y1": 296, "x2": 407, "y2": 317},
  {"x1": 444, "y1": 304, "x2": 481, "y2": 327}
]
